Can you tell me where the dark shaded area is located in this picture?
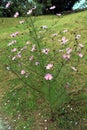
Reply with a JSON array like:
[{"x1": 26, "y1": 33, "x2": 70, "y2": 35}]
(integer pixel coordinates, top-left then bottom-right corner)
[
  {"x1": 0, "y1": 0, "x2": 3, "y2": 6},
  {"x1": 0, "y1": 0, "x2": 31, "y2": 17},
  {"x1": 0, "y1": 0, "x2": 87, "y2": 17},
  {"x1": 52, "y1": 0, "x2": 79, "y2": 13},
  {"x1": 35, "y1": 0, "x2": 80, "y2": 14}
]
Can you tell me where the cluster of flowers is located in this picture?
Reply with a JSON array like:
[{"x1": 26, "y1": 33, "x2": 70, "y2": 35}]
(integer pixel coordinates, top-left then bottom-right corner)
[
  {"x1": 8, "y1": 40, "x2": 16, "y2": 46},
  {"x1": 11, "y1": 44, "x2": 28, "y2": 61},
  {"x1": 7, "y1": 4, "x2": 84, "y2": 82},
  {"x1": 9, "y1": 27, "x2": 84, "y2": 82},
  {"x1": 10, "y1": 32, "x2": 19, "y2": 37},
  {"x1": 9, "y1": 38, "x2": 53, "y2": 80}
]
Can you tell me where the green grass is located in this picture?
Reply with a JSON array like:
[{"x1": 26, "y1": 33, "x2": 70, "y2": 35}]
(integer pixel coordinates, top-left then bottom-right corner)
[{"x1": 0, "y1": 11, "x2": 87, "y2": 130}]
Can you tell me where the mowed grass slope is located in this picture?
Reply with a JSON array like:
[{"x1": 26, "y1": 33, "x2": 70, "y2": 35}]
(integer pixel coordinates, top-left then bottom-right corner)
[{"x1": 0, "y1": 11, "x2": 87, "y2": 130}]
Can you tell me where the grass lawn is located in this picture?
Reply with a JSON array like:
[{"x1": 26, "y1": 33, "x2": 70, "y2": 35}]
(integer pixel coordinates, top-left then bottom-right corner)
[{"x1": 0, "y1": 10, "x2": 87, "y2": 130}]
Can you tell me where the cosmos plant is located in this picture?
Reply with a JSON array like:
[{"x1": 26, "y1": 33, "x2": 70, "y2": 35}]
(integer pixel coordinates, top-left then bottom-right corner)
[{"x1": 6, "y1": 6, "x2": 85, "y2": 119}]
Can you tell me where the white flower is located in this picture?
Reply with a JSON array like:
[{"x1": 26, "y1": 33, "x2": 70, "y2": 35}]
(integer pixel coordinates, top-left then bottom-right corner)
[
  {"x1": 31, "y1": 45, "x2": 36, "y2": 52},
  {"x1": 56, "y1": 13, "x2": 61, "y2": 16},
  {"x1": 19, "y1": 20, "x2": 25, "y2": 24},
  {"x1": 50, "y1": 5, "x2": 56, "y2": 10},
  {"x1": 59, "y1": 49, "x2": 64, "y2": 52},
  {"x1": 76, "y1": 34, "x2": 81, "y2": 39},
  {"x1": 46, "y1": 64, "x2": 53, "y2": 70},
  {"x1": 44, "y1": 127, "x2": 48, "y2": 130},
  {"x1": 78, "y1": 43, "x2": 84, "y2": 48},
  {"x1": 12, "y1": 56, "x2": 16, "y2": 60},
  {"x1": 26, "y1": 41, "x2": 30, "y2": 45},
  {"x1": 27, "y1": 9, "x2": 32, "y2": 15},
  {"x1": 42, "y1": 48, "x2": 49, "y2": 54},
  {"x1": 78, "y1": 53, "x2": 83, "y2": 58},
  {"x1": 6, "y1": 66, "x2": 10, "y2": 70},
  {"x1": 41, "y1": 25, "x2": 48, "y2": 29},
  {"x1": 71, "y1": 66, "x2": 77, "y2": 71},
  {"x1": 52, "y1": 33, "x2": 58, "y2": 37}
]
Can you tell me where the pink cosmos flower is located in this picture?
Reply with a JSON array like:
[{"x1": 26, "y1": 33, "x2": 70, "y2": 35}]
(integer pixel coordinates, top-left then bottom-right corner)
[
  {"x1": 29, "y1": 55, "x2": 34, "y2": 61},
  {"x1": 35, "y1": 62, "x2": 39, "y2": 65},
  {"x1": 71, "y1": 66, "x2": 77, "y2": 71},
  {"x1": 61, "y1": 37, "x2": 68, "y2": 44},
  {"x1": 66, "y1": 48, "x2": 72, "y2": 54},
  {"x1": 17, "y1": 54, "x2": 21, "y2": 58},
  {"x1": 42, "y1": 48, "x2": 49, "y2": 54},
  {"x1": 10, "y1": 33, "x2": 16, "y2": 37},
  {"x1": 62, "y1": 54, "x2": 70, "y2": 60},
  {"x1": 44, "y1": 73, "x2": 53, "y2": 80},
  {"x1": 50, "y1": 5, "x2": 56, "y2": 10},
  {"x1": 6, "y1": 2, "x2": 10, "y2": 8},
  {"x1": 46, "y1": 64, "x2": 53, "y2": 70},
  {"x1": 11, "y1": 48, "x2": 17, "y2": 52},
  {"x1": 14, "y1": 12, "x2": 19, "y2": 18},
  {"x1": 10, "y1": 32, "x2": 19, "y2": 37},
  {"x1": 21, "y1": 70, "x2": 26, "y2": 75},
  {"x1": 78, "y1": 53, "x2": 83, "y2": 58}
]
